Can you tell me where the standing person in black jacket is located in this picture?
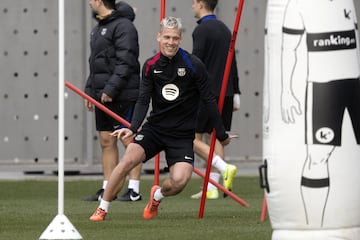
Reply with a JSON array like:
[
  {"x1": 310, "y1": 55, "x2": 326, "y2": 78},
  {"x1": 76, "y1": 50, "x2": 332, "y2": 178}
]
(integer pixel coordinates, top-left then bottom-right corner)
[
  {"x1": 83, "y1": 0, "x2": 142, "y2": 202},
  {"x1": 89, "y1": 16, "x2": 236, "y2": 221},
  {"x1": 190, "y1": 0, "x2": 241, "y2": 200}
]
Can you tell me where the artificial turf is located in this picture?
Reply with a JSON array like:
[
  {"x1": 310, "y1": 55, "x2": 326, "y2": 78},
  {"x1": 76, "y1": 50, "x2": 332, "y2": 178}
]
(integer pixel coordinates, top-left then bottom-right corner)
[{"x1": 0, "y1": 176, "x2": 272, "y2": 240}]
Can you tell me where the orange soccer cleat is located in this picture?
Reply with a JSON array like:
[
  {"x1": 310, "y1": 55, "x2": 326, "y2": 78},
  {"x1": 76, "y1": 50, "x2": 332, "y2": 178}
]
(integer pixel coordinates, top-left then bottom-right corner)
[
  {"x1": 89, "y1": 208, "x2": 107, "y2": 221},
  {"x1": 143, "y1": 185, "x2": 161, "y2": 220}
]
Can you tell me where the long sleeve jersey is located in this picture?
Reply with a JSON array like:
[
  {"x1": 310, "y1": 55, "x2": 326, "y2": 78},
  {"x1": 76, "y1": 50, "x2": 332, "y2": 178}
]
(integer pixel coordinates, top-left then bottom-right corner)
[
  {"x1": 129, "y1": 48, "x2": 228, "y2": 141},
  {"x1": 192, "y1": 14, "x2": 240, "y2": 96}
]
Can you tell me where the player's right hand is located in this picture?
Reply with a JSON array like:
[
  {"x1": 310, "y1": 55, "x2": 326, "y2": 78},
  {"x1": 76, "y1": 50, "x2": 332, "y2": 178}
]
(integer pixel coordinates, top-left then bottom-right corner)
[{"x1": 110, "y1": 128, "x2": 134, "y2": 140}]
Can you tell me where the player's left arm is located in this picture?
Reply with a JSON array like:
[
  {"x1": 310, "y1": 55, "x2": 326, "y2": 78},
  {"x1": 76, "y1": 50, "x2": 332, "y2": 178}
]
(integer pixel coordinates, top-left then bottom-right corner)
[{"x1": 192, "y1": 57, "x2": 229, "y2": 142}]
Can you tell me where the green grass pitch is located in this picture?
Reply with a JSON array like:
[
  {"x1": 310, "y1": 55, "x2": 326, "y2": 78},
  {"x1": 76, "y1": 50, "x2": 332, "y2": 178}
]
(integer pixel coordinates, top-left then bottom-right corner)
[{"x1": 0, "y1": 176, "x2": 272, "y2": 240}]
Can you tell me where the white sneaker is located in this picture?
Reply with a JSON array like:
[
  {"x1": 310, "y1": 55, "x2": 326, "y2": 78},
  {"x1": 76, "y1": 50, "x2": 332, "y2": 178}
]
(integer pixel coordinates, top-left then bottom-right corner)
[
  {"x1": 190, "y1": 189, "x2": 219, "y2": 199},
  {"x1": 191, "y1": 190, "x2": 203, "y2": 199}
]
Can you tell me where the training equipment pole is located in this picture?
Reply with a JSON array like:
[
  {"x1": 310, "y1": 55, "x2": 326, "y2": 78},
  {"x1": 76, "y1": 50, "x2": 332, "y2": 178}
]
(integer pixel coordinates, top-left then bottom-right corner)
[
  {"x1": 65, "y1": 82, "x2": 130, "y2": 127},
  {"x1": 58, "y1": 0, "x2": 65, "y2": 216},
  {"x1": 261, "y1": 193, "x2": 267, "y2": 222},
  {"x1": 198, "y1": 0, "x2": 245, "y2": 218},
  {"x1": 39, "y1": 1, "x2": 82, "y2": 239},
  {"x1": 193, "y1": 168, "x2": 249, "y2": 206},
  {"x1": 66, "y1": 82, "x2": 164, "y2": 185},
  {"x1": 160, "y1": 0, "x2": 166, "y2": 20},
  {"x1": 152, "y1": 0, "x2": 166, "y2": 186}
]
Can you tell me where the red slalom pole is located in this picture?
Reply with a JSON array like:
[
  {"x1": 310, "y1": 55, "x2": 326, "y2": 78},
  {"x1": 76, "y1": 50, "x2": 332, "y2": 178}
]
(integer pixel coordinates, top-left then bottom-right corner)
[
  {"x1": 260, "y1": 193, "x2": 267, "y2": 222},
  {"x1": 193, "y1": 168, "x2": 249, "y2": 207},
  {"x1": 65, "y1": 81, "x2": 164, "y2": 182},
  {"x1": 160, "y1": 0, "x2": 166, "y2": 20},
  {"x1": 198, "y1": 0, "x2": 245, "y2": 218},
  {"x1": 153, "y1": 0, "x2": 167, "y2": 186},
  {"x1": 65, "y1": 81, "x2": 130, "y2": 127}
]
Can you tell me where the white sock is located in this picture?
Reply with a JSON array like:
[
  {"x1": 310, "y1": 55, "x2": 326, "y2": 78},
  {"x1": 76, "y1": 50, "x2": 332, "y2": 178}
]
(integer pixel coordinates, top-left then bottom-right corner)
[
  {"x1": 153, "y1": 188, "x2": 164, "y2": 201},
  {"x1": 102, "y1": 180, "x2": 108, "y2": 189},
  {"x1": 99, "y1": 199, "x2": 110, "y2": 212},
  {"x1": 207, "y1": 172, "x2": 220, "y2": 191},
  {"x1": 128, "y1": 179, "x2": 140, "y2": 193},
  {"x1": 212, "y1": 155, "x2": 227, "y2": 174}
]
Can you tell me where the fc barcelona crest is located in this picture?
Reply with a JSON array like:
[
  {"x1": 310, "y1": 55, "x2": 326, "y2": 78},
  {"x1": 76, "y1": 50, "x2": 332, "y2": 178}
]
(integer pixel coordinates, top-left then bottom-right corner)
[{"x1": 177, "y1": 68, "x2": 186, "y2": 77}]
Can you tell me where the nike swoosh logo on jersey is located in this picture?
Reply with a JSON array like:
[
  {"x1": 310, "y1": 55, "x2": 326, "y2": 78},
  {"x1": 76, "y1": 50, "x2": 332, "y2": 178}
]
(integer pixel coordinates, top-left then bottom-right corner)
[
  {"x1": 184, "y1": 156, "x2": 193, "y2": 160},
  {"x1": 154, "y1": 70, "x2": 163, "y2": 73}
]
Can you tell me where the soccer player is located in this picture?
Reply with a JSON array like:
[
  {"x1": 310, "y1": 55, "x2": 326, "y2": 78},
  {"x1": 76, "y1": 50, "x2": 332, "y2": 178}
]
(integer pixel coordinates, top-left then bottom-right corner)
[
  {"x1": 89, "y1": 16, "x2": 235, "y2": 221},
  {"x1": 190, "y1": 0, "x2": 241, "y2": 199}
]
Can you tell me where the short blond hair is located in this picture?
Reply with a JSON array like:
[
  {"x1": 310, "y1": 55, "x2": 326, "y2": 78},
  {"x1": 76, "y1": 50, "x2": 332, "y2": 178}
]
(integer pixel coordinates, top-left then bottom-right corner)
[{"x1": 160, "y1": 16, "x2": 183, "y2": 34}]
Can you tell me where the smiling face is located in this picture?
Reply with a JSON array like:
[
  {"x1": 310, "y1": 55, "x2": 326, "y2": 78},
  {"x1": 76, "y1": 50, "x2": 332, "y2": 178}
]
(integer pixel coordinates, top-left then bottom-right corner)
[{"x1": 157, "y1": 17, "x2": 183, "y2": 59}]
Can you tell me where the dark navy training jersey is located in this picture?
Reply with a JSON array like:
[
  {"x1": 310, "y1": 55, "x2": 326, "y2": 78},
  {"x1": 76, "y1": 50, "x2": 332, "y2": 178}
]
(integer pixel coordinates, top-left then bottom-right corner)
[{"x1": 129, "y1": 48, "x2": 228, "y2": 141}]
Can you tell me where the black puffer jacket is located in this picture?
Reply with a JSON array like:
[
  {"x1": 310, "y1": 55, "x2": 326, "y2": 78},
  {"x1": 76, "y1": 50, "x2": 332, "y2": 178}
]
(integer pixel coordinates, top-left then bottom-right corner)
[{"x1": 85, "y1": 1, "x2": 140, "y2": 102}]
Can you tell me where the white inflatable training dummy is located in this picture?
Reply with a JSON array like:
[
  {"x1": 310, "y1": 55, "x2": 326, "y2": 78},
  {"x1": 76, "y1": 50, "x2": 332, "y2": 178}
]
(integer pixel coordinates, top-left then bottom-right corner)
[{"x1": 261, "y1": 0, "x2": 360, "y2": 239}]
